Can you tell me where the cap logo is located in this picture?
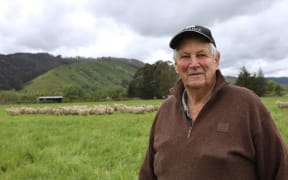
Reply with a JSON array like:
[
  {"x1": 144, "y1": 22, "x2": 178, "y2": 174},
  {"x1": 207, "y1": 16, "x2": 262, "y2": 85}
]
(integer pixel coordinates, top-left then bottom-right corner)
[
  {"x1": 169, "y1": 25, "x2": 216, "y2": 49},
  {"x1": 183, "y1": 26, "x2": 201, "y2": 33}
]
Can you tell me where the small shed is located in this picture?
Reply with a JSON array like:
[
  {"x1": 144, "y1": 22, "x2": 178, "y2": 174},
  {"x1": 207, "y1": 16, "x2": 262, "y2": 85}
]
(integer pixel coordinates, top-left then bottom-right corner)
[{"x1": 37, "y1": 96, "x2": 63, "y2": 103}]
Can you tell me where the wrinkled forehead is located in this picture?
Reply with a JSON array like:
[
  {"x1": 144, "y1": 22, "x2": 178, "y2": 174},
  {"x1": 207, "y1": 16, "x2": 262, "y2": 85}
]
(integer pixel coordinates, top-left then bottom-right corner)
[{"x1": 176, "y1": 38, "x2": 211, "y2": 52}]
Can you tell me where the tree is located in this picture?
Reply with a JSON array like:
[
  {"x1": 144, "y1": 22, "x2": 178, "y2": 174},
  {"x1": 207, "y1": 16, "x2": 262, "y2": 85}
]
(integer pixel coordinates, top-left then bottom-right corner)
[
  {"x1": 266, "y1": 80, "x2": 285, "y2": 96},
  {"x1": 235, "y1": 67, "x2": 267, "y2": 96},
  {"x1": 274, "y1": 84, "x2": 284, "y2": 96},
  {"x1": 0, "y1": 90, "x2": 19, "y2": 104},
  {"x1": 266, "y1": 80, "x2": 276, "y2": 95},
  {"x1": 153, "y1": 61, "x2": 178, "y2": 98},
  {"x1": 235, "y1": 67, "x2": 252, "y2": 89},
  {"x1": 128, "y1": 61, "x2": 178, "y2": 99},
  {"x1": 63, "y1": 85, "x2": 84, "y2": 99},
  {"x1": 142, "y1": 64, "x2": 157, "y2": 99},
  {"x1": 253, "y1": 68, "x2": 267, "y2": 96},
  {"x1": 129, "y1": 63, "x2": 158, "y2": 99}
]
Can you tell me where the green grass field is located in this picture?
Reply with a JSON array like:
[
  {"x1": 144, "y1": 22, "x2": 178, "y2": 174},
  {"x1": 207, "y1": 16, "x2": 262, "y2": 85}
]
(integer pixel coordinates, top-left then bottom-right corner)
[{"x1": 0, "y1": 98, "x2": 287, "y2": 179}]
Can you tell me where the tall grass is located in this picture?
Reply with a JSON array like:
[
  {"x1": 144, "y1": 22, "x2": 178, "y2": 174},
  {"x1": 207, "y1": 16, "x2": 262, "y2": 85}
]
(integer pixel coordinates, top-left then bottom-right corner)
[
  {"x1": 261, "y1": 96, "x2": 288, "y2": 140},
  {"x1": 0, "y1": 98, "x2": 287, "y2": 179}
]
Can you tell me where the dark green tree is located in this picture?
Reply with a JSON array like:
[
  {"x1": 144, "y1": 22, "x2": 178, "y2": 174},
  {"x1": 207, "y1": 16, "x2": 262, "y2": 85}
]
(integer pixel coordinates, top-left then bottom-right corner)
[
  {"x1": 128, "y1": 64, "x2": 150, "y2": 98},
  {"x1": 253, "y1": 68, "x2": 267, "y2": 96},
  {"x1": 142, "y1": 64, "x2": 157, "y2": 99},
  {"x1": 153, "y1": 61, "x2": 178, "y2": 98},
  {"x1": 235, "y1": 66, "x2": 252, "y2": 89},
  {"x1": 128, "y1": 61, "x2": 177, "y2": 99},
  {"x1": 235, "y1": 67, "x2": 267, "y2": 96}
]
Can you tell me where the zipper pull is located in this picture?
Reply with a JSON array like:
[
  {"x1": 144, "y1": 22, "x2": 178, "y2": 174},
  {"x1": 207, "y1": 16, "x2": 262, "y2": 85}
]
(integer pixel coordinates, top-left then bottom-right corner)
[{"x1": 187, "y1": 126, "x2": 192, "y2": 138}]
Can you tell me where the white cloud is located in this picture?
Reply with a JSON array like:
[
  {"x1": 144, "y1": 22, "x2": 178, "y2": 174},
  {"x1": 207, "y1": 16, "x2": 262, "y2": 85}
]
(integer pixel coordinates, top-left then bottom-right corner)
[{"x1": 213, "y1": 0, "x2": 288, "y2": 76}]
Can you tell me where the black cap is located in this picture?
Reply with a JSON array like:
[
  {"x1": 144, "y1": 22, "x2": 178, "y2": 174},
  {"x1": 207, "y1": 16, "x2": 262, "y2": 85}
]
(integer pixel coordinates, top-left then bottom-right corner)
[{"x1": 169, "y1": 25, "x2": 216, "y2": 49}]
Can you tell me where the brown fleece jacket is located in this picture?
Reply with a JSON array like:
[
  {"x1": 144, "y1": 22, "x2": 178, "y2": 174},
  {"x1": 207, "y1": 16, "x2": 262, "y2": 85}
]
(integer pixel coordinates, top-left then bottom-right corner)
[{"x1": 139, "y1": 70, "x2": 288, "y2": 180}]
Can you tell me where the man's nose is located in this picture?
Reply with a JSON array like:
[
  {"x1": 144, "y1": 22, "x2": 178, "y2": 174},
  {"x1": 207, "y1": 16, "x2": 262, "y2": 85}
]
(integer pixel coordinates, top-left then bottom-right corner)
[{"x1": 188, "y1": 55, "x2": 200, "y2": 68}]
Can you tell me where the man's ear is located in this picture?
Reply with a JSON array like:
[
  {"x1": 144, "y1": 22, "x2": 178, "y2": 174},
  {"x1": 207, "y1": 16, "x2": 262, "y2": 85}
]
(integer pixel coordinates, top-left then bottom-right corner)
[
  {"x1": 214, "y1": 51, "x2": 220, "y2": 67},
  {"x1": 174, "y1": 62, "x2": 179, "y2": 74}
]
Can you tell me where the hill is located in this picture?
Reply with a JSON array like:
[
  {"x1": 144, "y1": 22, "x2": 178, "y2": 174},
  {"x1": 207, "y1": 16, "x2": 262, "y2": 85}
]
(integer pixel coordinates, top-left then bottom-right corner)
[
  {"x1": 267, "y1": 77, "x2": 288, "y2": 88},
  {"x1": 225, "y1": 76, "x2": 237, "y2": 84},
  {"x1": 0, "y1": 53, "x2": 144, "y2": 92},
  {"x1": 0, "y1": 53, "x2": 72, "y2": 90},
  {"x1": 225, "y1": 76, "x2": 288, "y2": 88},
  {"x1": 21, "y1": 58, "x2": 144, "y2": 98}
]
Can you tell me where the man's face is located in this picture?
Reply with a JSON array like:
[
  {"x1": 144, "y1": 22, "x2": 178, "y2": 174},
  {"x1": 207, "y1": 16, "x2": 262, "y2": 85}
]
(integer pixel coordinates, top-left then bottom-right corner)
[{"x1": 174, "y1": 39, "x2": 220, "y2": 89}]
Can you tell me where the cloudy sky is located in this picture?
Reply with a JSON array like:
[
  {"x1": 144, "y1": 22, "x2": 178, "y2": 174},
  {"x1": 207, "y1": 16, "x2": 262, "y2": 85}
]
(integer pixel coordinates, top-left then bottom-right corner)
[{"x1": 0, "y1": 0, "x2": 287, "y2": 77}]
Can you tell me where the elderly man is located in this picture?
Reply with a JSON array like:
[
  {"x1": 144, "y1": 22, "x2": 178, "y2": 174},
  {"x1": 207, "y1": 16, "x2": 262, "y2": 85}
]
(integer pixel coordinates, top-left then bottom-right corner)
[{"x1": 139, "y1": 25, "x2": 288, "y2": 180}]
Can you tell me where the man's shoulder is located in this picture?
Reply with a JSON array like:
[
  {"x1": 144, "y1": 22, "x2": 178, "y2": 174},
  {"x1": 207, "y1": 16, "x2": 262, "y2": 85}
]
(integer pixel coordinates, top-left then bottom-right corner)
[
  {"x1": 223, "y1": 84, "x2": 259, "y2": 98},
  {"x1": 157, "y1": 95, "x2": 178, "y2": 111},
  {"x1": 220, "y1": 84, "x2": 265, "y2": 108}
]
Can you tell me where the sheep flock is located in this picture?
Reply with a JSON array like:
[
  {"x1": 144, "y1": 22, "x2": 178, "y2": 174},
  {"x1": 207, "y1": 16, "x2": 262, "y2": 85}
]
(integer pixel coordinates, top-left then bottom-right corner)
[{"x1": 5, "y1": 104, "x2": 160, "y2": 116}]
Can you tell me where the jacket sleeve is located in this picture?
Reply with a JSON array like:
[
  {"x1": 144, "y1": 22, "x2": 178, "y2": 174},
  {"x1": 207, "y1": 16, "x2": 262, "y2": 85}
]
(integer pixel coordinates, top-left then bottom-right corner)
[
  {"x1": 138, "y1": 113, "x2": 158, "y2": 180},
  {"x1": 253, "y1": 114, "x2": 288, "y2": 180}
]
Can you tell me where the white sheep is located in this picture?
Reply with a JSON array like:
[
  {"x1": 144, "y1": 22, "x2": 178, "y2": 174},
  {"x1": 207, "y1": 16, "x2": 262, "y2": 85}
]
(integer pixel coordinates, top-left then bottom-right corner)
[
  {"x1": 276, "y1": 101, "x2": 288, "y2": 108},
  {"x1": 5, "y1": 108, "x2": 21, "y2": 116}
]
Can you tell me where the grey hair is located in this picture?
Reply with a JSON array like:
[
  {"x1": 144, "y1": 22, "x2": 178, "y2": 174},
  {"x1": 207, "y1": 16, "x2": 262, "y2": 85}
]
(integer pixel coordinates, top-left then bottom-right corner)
[{"x1": 173, "y1": 43, "x2": 218, "y2": 61}]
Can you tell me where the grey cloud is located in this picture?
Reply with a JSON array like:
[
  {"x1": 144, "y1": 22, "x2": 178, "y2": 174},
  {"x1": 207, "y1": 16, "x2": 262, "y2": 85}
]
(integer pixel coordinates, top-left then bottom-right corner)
[
  {"x1": 1, "y1": 0, "x2": 97, "y2": 52},
  {"x1": 0, "y1": 0, "x2": 287, "y2": 76},
  {"x1": 211, "y1": 0, "x2": 288, "y2": 77},
  {"x1": 87, "y1": 0, "x2": 273, "y2": 36}
]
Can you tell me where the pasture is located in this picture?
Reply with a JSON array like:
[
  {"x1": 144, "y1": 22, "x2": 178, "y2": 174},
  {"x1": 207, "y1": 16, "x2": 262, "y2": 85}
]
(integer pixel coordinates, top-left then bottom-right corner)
[{"x1": 0, "y1": 97, "x2": 287, "y2": 179}]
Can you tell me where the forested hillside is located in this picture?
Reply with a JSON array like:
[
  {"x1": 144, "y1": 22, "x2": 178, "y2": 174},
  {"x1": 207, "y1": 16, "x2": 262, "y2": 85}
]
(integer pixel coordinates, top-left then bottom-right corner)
[
  {"x1": 21, "y1": 58, "x2": 144, "y2": 99},
  {"x1": 0, "y1": 53, "x2": 144, "y2": 93},
  {"x1": 0, "y1": 53, "x2": 71, "y2": 90}
]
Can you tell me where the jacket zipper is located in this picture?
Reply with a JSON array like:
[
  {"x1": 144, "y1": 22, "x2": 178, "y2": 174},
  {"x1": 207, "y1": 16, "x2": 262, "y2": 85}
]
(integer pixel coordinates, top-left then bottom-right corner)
[
  {"x1": 187, "y1": 126, "x2": 192, "y2": 138},
  {"x1": 185, "y1": 113, "x2": 193, "y2": 138},
  {"x1": 182, "y1": 90, "x2": 194, "y2": 138},
  {"x1": 182, "y1": 90, "x2": 195, "y2": 138}
]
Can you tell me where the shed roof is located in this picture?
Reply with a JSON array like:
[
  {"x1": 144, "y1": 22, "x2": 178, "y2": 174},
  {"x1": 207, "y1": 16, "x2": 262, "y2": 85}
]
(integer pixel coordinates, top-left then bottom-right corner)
[{"x1": 37, "y1": 96, "x2": 63, "y2": 99}]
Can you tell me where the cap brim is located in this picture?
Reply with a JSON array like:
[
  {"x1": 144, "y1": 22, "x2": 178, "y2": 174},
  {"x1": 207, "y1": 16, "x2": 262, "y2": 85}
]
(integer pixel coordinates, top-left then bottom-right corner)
[{"x1": 169, "y1": 31, "x2": 215, "y2": 49}]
